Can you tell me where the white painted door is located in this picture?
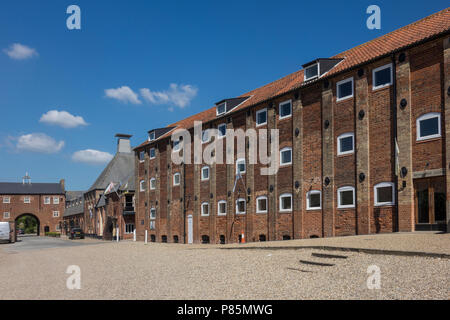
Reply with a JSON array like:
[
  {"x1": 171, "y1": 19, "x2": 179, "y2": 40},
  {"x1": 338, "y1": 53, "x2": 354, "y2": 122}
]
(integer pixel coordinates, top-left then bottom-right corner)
[{"x1": 187, "y1": 215, "x2": 193, "y2": 244}]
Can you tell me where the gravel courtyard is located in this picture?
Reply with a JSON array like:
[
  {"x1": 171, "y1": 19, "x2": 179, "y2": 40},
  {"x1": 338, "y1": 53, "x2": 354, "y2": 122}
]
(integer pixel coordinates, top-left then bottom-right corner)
[{"x1": 0, "y1": 233, "x2": 449, "y2": 300}]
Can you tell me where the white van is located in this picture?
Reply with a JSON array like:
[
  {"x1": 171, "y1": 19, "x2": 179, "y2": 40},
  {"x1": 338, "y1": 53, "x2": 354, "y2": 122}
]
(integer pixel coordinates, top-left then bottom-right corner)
[{"x1": 0, "y1": 222, "x2": 11, "y2": 243}]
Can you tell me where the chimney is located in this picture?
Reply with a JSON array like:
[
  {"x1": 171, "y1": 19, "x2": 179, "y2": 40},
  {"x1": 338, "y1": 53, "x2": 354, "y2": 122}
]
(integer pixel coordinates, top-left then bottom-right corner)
[
  {"x1": 115, "y1": 134, "x2": 132, "y2": 153},
  {"x1": 22, "y1": 172, "x2": 31, "y2": 184},
  {"x1": 59, "y1": 179, "x2": 65, "y2": 191}
]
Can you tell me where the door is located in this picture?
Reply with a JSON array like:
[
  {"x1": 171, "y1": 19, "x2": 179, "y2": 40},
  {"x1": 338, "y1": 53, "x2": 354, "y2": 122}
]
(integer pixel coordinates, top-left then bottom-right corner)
[
  {"x1": 187, "y1": 215, "x2": 193, "y2": 244},
  {"x1": 414, "y1": 177, "x2": 446, "y2": 225}
]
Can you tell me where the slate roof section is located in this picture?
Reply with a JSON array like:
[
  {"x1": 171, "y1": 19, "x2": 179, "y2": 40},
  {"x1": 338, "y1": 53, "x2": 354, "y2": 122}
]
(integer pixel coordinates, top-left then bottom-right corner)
[
  {"x1": 0, "y1": 182, "x2": 65, "y2": 195},
  {"x1": 64, "y1": 191, "x2": 85, "y2": 217},
  {"x1": 96, "y1": 194, "x2": 106, "y2": 208},
  {"x1": 135, "y1": 8, "x2": 450, "y2": 150},
  {"x1": 88, "y1": 152, "x2": 135, "y2": 192}
]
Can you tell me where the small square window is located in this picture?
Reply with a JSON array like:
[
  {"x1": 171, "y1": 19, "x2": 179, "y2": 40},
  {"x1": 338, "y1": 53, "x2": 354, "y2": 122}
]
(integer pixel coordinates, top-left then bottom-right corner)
[
  {"x1": 218, "y1": 123, "x2": 227, "y2": 138},
  {"x1": 304, "y1": 63, "x2": 319, "y2": 81},
  {"x1": 140, "y1": 180, "x2": 146, "y2": 192},
  {"x1": 216, "y1": 102, "x2": 226, "y2": 116},
  {"x1": 3, "y1": 212, "x2": 10, "y2": 219},
  {"x1": 279, "y1": 194, "x2": 292, "y2": 212},
  {"x1": 279, "y1": 101, "x2": 292, "y2": 119},
  {"x1": 256, "y1": 196, "x2": 268, "y2": 213},
  {"x1": 201, "y1": 167, "x2": 210, "y2": 181},
  {"x1": 149, "y1": 131, "x2": 156, "y2": 141},
  {"x1": 53, "y1": 211, "x2": 60, "y2": 217},
  {"x1": 337, "y1": 187, "x2": 355, "y2": 208},
  {"x1": 256, "y1": 108, "x2": 267, "y2": 126},
  {"x1": 218, "y1": 201, "x2": 227, "y2": 216},
  {"x1": 150, "y1": 208, "x2": 156, "y2": 220},
  {"x1": 236, "y1": 159, "x2": 246, "y2": 174},
  {"x1": 373, "y1": 64, "x2": 392, "y2": 90},
  {"x1": 149, "y1": 148, "x2": 156, "y2": 159},
  {"x1": 338, "y1": 133, "x2": 354, "y2": 155},
  {"x1": 150, "y1": 178, "x2": 156, "y2": 190},
  {"x1": 374, "y1": 183, "x2": 395, "y2": 206},
  {"x1": 307, "y1": 191, "x2": 321, "y2": 210},
  {"x1": 173, "y1": 173, "x2": 180, "y2": 186},
  {"x1": 139, "y1": 151, "x2": 145, "y2": 162},
  {"x1": 201, "y1": 203, "x2": 209, "y2": 216},
  {"x1": 417, "y1": 113, "x2": 441, "y2": 141},
  {"x1": 337, "y1": 77, "x2": 354, "y2": 101},
  {"x1": 280, "y1": 148, "x2": 292, "y2": 166},
  {"x1": 24, "y1": 197, "x2": 30, "y2": 204},
  {"x1": 3, "y1": 197, "x2": 10, "y2": 204},
  {"x1": 53, "y1": 197, "x2": 60, "y2": 205},
  {"x1": 44, "y1": 197, "x2": 50, "y2": 205},
  {"x1": 236, "y1": 199, "x2": 246, "y2": 214}
]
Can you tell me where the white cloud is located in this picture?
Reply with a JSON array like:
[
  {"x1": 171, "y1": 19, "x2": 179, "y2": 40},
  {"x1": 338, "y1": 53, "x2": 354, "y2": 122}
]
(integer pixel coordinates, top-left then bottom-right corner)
[
  {"x1": 39, "y1": 110, "x2": 88, "y2": 128},
  {"x1": 140, "y1": 83, "x2": 198, "y2": 108},
  {"x1": 72, "y1": 149, "x2": 113, "y2": 165},
  {"x1": 3, "y1": 43, "x2": 38, "y2": 60},
  {"x1": 16, "y1": 133, "x2": 64, "y2": 154},
  {"x1": 105, "y1": 86, "x2": 141, "y2": 104}
]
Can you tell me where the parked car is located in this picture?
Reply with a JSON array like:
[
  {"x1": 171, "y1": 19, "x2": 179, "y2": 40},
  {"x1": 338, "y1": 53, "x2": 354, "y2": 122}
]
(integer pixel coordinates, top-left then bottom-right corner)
[
  {"x1": 18, "y1": 229, "x2": 24, "y2": 235},
  {"x1": 69, "y1": 228, "x2": 85, "y2": 240},
  {"x1": 0, "y1": 222, "x2": 11, "y2": 243}
]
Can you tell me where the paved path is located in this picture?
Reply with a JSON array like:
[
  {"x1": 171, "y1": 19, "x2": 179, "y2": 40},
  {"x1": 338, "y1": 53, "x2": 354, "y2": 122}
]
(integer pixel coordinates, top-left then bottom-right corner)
[{"x1": 2, "y1": 235, "x2": 104, "y2": 253}]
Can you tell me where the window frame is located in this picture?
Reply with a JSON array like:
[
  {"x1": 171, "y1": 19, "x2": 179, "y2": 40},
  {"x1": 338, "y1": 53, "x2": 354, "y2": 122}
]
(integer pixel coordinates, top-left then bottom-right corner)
[
  {"x1": 337, "y1": 132, "x2": 355, "y2": 156},
  {"x1": 3, "y1": 197, "x2": 10, "y2": 204},
  {"x1": 218, "y1": 123, "x2": 227, "y2": 139},
  {"x1": 416, "y1": 112, "x2": 441, "y2": 141},
  {"x1": 306, "y1": 190, "x2": 322, "y2": 210},
  {"x1": 337, "y1": 186, "x2": 356, "y2": 209},
  {"x1": 336, "y1": 77, "x2": 354, "y2": 102},
  {"x1": 149, "y1": 148, "x2": 156, "y2": 159},
  {"x1": 150, "y1": 208, "x2": 156, "y2": 220},
  {"x1": 150, "y1": 220, "x2": 156, "y2": 230},
  {"x1": 53, "y1": 211, "x2": 60, "y2": 218},
  {"x1": 235, "y1": 198, "x2": 246, "y2": 215},
  {"x1": 3, "y1": 212, "x2": 10, "y2": 219},
  {"x1": 24, "y1": 196, "x2": 30, "y2": 204},
  {"x1": 280, "y1": 147, "x2": 293, "y2": 166},
  {"x1": 372, "y1": 63, "x2": 393, "y2": 90},
  {"x1": 256, "y1": 108, "x2": 268, "y2": 126},
  {"x1": 172, "y1": 139, "x2": 181, "y2": 152},
  {"x1": 150, "y1": 178, "x2": 156, "y2": 190},
  {"x1": 149, "y1": 131, "x2": 156, "y2": 141},
  {"x1": 279, "y1": 100, "x2": 292, "y2": 120},
  {"x1": 201, "y1": 166, "x2": 210, "y2": 181},
  {"x1": 201, "y1": 130, "x2": 210, "y2": 144},
  {"x1": 173, "y1": 173, "x2": 180, "y2": 186},
  {"x1": 139, "y1": 151, "x2": 145, "y2": 162},
  {"x1": 216, "y1": 102, "x2": 226, "y2": 116},
  {"x1": 279, "y1": 193, "x2": 293, "y2": 212},
  {"x1": 304, "y1": 63, "x2": 319, "y2": 81},
  {"x1": 201, "y1": 202, "x2": 210, "y2": 217},
  {"x1": 217, "y1": 200, "x2": 227, "y2": 216},
  {"x1": 125, "y1": 223, "x2": 135, "y2": 234},
  {"x1": 256, "y1": 196, "x2": 268, "y2": 214},
  {"x1": 44, "y1": 196, "x2": 50, "y2": 205},
  {"x1": 236, "y1": 158, "x2": 246, "y2": 175},
  {"x1": 374, "y1": 182, "x2": 395, "y2": 207},
  {"x1": 139, "y1": 180, "x2": 145, "y2": 192},
  {"x1": 53, "y1": 196, "x2": 60, "y2": 205}
]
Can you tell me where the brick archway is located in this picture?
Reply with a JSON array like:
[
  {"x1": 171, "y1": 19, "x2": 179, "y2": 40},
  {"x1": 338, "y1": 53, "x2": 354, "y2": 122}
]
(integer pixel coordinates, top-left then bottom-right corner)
[{"x1": 15, "y1": 213, "x2": 40, "y2": 236}]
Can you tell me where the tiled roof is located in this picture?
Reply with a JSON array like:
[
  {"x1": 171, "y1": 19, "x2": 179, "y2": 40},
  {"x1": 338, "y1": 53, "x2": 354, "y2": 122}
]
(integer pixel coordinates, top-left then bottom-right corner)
[
  {"x1": 136, "y1": 8, "x2": 450, "y2": 150},
  {"x1": 0, "y1": 182, "x2": 65, "y2": 195}
]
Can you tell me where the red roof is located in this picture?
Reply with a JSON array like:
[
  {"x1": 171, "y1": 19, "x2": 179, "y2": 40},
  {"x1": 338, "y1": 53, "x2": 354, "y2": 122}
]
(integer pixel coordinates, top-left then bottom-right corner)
[{"x1": 136, "y1": 7, "x2": 450, "y2": 149}]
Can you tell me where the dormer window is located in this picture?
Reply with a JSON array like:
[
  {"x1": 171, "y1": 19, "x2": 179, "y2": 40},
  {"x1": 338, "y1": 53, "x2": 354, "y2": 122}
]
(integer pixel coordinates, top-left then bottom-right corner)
[
  {"x1": 304, "y1": 63, "x2": 319, "y2": 81},
  {"x1": 149, "y1": 131, "x2": 156, "y2": 141},
  {"x1": 216, "y1": 102, "x2": 226, "y2": 116}
]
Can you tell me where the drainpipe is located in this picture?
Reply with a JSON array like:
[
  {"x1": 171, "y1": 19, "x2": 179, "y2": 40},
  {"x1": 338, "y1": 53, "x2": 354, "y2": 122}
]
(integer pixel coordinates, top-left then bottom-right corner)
[
  {"x1": 392, "y1": 54, "x2": 400, "y2": 232},
  {"x1": 182, "y1": 161, "x2": 186, "y2": 243}
]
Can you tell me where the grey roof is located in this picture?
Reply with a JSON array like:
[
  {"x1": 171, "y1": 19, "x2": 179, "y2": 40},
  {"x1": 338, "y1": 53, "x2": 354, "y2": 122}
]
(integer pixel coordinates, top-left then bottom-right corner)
[
  {"x1": 64, "y1": 191, "x2": 85, "y2": 217},
  {"x1": 0, "y1": 182, "x2": 64, "y2": 195},
  {"x1": 88, "y1": 152, "x2": 135, "y2": 192},
  {"x1": 96, "y1": 194, "x2": 106, "y2": 208}
]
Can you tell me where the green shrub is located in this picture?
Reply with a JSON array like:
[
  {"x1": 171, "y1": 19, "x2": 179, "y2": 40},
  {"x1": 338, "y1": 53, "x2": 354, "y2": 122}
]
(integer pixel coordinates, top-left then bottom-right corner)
[{"x1": 45, "y1": 232, "x2": 61, "y2": 238}]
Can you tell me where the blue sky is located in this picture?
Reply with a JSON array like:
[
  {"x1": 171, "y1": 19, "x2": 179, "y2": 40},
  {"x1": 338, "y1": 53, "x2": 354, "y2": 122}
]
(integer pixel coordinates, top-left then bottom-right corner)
[{"x1": 0, "y1": 0, "x2": 448, "y2": 191}]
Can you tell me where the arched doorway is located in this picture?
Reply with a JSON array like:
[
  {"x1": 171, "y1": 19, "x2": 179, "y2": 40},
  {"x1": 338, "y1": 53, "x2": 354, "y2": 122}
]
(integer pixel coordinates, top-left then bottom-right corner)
[{"x1": 15, "y1": 213, "x2": 40, "y2": 236}]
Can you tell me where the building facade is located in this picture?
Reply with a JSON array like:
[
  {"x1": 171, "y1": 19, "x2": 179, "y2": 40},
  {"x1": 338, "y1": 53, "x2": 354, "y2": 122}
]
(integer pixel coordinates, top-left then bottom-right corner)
[
  {"x1": 134, "y1": 9, "x2": 450, "y2": 244},
  {"x1": 63, "y1": 191, "x2": 85, "y2": 234},
  {"x1": 0, "y1": 175, "x2": 66, "y2": 236}
]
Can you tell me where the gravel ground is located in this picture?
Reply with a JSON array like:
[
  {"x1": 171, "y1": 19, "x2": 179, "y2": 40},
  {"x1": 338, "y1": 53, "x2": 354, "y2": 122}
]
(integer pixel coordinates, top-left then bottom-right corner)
[{"x1": 0, "y1": 236, "x2": 449, "y2": 300}]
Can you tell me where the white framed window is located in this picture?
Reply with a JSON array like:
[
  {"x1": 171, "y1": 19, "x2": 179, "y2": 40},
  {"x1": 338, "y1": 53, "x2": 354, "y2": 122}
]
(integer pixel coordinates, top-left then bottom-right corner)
[
  {"x1": 336, "y1": 77, "x2": 354, "y2": 101},
  {"x1": 374, "y1": 182, "x2": 395, "y2": 206},
  {"x1": 201, "y1": 166, "x2": 210, "y2": 181},
  {"x1": 218, "y1": 123, "x2": 227, "y2": 138},
  {"x1": 202, "y1": 130, "x2": 210, "y2": 144},
  {"x1": 337, "y1": 186, "x2": 355, "y2": 209},
  {"x1": 304, "y1": 63, "x2": 319, "y2": 81},
  {"x1": 150, "y1": 178, "x2": 156, "y2": 190},
  {"x1": 173, "y1": 139, "x2": 181, "y2": 152},
  {"x1": 280, "y1": 147, "x2": 292, "y2": 166},
  {"x1": 149, "y1": 148, "x2": 156, "y2": 159},
  {"x1": 236, "y1": 158, "x2": 246, "y2": 174},
  {"x1": 337, "y1": 133, "x2": 355, "y2": 155},
  {"x1": 217, "y1": 200, "x2": 227, "y2": 216},
  {"x1": 372, "y1": 63, "x2": 393, "y2": 90},
  {"x1": 55, "y1": 225, "x2": 60, "y2": 231},
  {"x1": 24, "y1": 196, "x2": 30, "y2": 204},
  {"x1": 417, "y1": 112, "x2": 441, "y2": 141},
  {"x1": 279, "y1": 193, "x2": 292, "y2": 212},
  {"x1": 236, "y1": 198, "x2": 246, "y2": 214},
  {"x1": 3, "y1": 197, "x2": 10, "y2": 204},
  {"x1": 306, "y1": 190, "x2": 321, "y2": 210},
  {"x1": 139, "y1": 180, "x2": 146, "y2": 192},
  {"x1": 150, "y1": 221, "x2": 156, "y2": 230},
  {"x1": 201, "y1": 202, "x2": 210, "y2": 216},
  {"x1": 3, "y1": 212, "x2": 10, "y2": 219},
  {"x1": 149, "y1": 131, "x2": 156, "y2": 141},
  {"x1": 173, "y1": 173, "x2": 181, "y2": 186},
  {"x1": 44, "y1": 197, "x2": 50, "y2": 205},
  {"x1": 125, "y1": 224, "x2": 135, "y2": 234},
  {"x1": 139, "y1": 151, "x2": 145, "y2": 162},
  {"x1": 150, "y1": 208, "x2": 156, "y2": 220},
  {"x1": 53, "y1": 197, "x2": 60, "y2": 205},
  {"x1": 256, "y1": 196, "x2": 268, "y2": 214},
  {"x1": 216, "y1": 102, "x2": 226, "y2": 116},
  {"x1": 256, "y1": 108, "x2": 267, "y2": 126},
  {"x1": 279, "y1": 100, "x2": 292, "y2": 119},
  {"x1": 53, "y1": 211, "x2": 60, "y2": 218}
]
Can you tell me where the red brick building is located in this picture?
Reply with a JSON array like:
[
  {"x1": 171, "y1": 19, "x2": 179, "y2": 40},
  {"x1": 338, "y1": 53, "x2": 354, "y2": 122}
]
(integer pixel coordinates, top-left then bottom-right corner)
[
  {"x1": 134, "y1": 9, "x2": 450, "y2": 244},
  {"x1": 0, "y1": 175, "x2": 65, "y2": 236}
]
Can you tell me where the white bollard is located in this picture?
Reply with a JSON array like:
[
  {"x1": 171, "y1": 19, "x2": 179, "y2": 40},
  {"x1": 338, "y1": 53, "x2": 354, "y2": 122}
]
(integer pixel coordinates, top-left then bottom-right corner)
[
  {"x1": 116, "y1": 227, "x2": 119, "y2": 242},
  {"x1": 133, "y1": 229, "x2": 136, "y2": 242},
  {"x1": 145, "y1": 230, "x2": 148, "y2": 245}
]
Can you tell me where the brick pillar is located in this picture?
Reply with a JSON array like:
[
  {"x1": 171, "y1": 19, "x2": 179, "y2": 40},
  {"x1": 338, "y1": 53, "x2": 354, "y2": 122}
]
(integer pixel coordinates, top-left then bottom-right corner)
[
  {"x1": 246, "y1": 110, "x2": 255, "y2": 242},
  {"x1": 444, "y1": 36, "x2": 450, "y2": 233},
  {"x1": 155, "y1": 145, "x2": 161, "y2": 241},
  {"x1": 322, "y1": 87, "x2": 335, "y2": 237},
  {"x1": 226, "y1": 118, "x2": 235, "y2": 243},
  {"x1": 267, "y1": 105, "x2": 277, "y2": 240},
  {"x1": 355, "y1": 70, "x2": 371, "y2": 234},
  {"x1": 396, "y1": 52, "x2": 414, "y2": 232},
  {"x1": 292, "y1": 92, "x2": 304, "y2": 239},
  {"x1": 167, "y1": 141, "x2": 172, "y2": 241},
  {"x1": 210, "y1": 137, "x2": 217, "y2": 244}
]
